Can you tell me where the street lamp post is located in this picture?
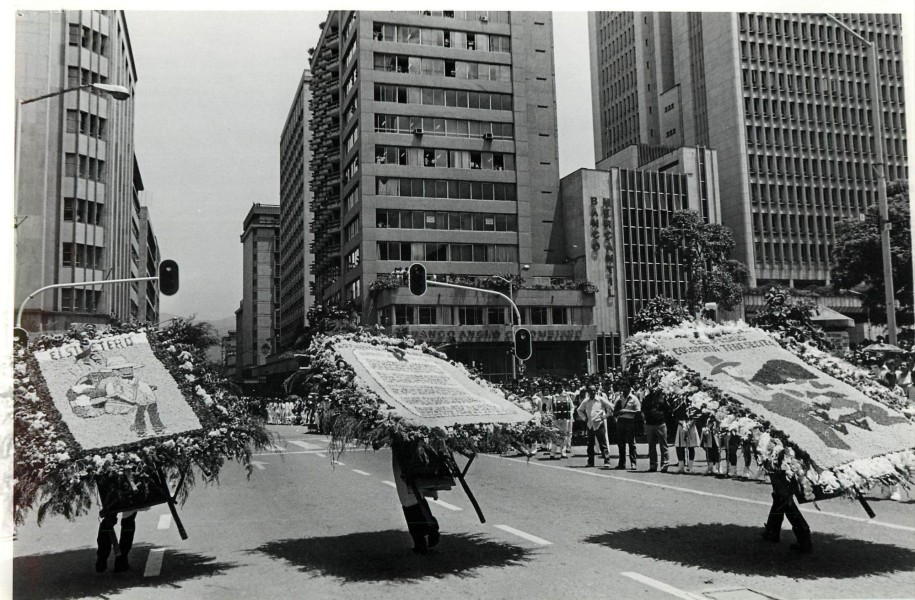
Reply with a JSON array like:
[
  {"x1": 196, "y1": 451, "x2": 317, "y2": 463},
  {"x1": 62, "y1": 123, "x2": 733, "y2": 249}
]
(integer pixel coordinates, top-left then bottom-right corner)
[{"x1": 824, "y1": 14, "x2": 897, "y2": 345}]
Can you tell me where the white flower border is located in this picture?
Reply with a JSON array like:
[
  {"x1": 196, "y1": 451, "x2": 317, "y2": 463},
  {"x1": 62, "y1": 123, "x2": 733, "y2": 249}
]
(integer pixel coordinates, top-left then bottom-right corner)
[{"x1": 626, "y1": 321, "x2": 915, "y2": 500}]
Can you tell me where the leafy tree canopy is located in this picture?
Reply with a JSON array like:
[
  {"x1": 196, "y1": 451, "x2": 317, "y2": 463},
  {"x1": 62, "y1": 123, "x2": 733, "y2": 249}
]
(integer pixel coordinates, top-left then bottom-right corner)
[
  {"x1": 658, "y1": 210, "x2": 748, "y2": 313},
  {"x1": 831, "y1": 180, "x2": 912, "y2": 325},
  {"x1": 751, "y1": 287, "x2": 829, "y2": 350},
  {"x1": 631, "y1": 297, "x2": 692, "y2": 334}
]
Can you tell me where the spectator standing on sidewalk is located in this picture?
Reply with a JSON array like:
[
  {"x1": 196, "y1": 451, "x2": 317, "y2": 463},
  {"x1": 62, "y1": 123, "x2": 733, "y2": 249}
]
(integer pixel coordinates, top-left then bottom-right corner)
[
  {"x1": 641, "y1": 388, "x2": 670, "y2": 472},
  {"x1": 613, "y1": 385, "x2": 642, "y2": 470},
  {"x1": 576, "y1": 385, "x2": 615, "y2": 467},
  {"x1": 547, "y1": 385, "x2": 575, "y2": 459},
  {"x1": 671, "y1": 399, "x2": 699, "y2": 474}
]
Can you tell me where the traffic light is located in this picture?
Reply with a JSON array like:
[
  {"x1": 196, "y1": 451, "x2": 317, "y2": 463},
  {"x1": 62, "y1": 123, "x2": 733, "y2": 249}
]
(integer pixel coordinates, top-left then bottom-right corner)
[
  {"x1": 409, "y1": 263, "x2": 427, "y2": 296},
  {"x1": 158, "y1": 260, "x2": 179, "y2": 296},
  {"x1": 13, "y1": 327, "x2": 29, "y2": 347},
  {"x1": 514, "y1": 327, "x2": 532, "y2": 361}
]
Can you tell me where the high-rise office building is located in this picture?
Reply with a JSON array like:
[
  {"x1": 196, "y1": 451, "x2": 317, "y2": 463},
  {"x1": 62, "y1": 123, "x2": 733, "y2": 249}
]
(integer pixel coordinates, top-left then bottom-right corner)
[
  {"x1": 589, "y1": 12, "x2": 908, "y2": 288},
  {"x1": 236, "y1": 203, "x2": 280, "y2": 382},
  {"x1": 278, "y1": 69, "x2": 314, "y2": 351},
  {"x1": 306, "y1": 11, "x2": 596, "y2": 379},
  {"x1": 15, "y1": 10, "x2": 158, "y2": 330}
]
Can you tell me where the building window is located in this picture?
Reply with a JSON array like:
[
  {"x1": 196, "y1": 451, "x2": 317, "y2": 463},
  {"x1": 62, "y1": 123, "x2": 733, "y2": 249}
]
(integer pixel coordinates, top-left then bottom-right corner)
[
  {"x1": 551, "y1": 307, "x2": 568, "y2": 325},
  {"x1": 418, "y1": 306, "x2": 437, "y2": 324},
  {"x1": 458, "y1": 306, "x2": 484, "y2": 325},
  {"x1": 487, "y1": 307, "x2": 506, "y2": 325},
  {"x1": 530, "y1": 307, "x2": 548, "y2": 325}
]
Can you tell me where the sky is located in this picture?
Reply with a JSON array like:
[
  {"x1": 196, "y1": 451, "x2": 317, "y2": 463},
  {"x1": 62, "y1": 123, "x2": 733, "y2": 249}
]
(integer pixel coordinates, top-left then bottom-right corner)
[
  {"x1": 124, "y1": 10, "x2": 595, "y2": 322},
  {"x1": 6, "y1": 3, "x2": 913, "y2": 324}
]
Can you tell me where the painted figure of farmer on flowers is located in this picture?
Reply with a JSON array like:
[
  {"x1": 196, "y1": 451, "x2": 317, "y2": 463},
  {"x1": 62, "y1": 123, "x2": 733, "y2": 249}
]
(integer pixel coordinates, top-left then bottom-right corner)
[{"x1": 99, "y1": 356, "x2": 166, "y2": 437}]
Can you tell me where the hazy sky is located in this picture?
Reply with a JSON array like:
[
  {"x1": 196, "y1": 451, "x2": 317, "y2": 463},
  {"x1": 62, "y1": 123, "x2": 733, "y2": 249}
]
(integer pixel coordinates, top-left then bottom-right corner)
[{"x1": 125, "y1": 10, "x2": 594, "y2": 321}]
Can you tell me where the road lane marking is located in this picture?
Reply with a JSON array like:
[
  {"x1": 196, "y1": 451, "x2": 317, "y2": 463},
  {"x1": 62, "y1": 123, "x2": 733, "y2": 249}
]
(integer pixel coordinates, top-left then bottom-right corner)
[
  {"x1": 315, "y1": 452, "x2": 326, "y2": 458},
  {"x1": 493, "y1": 524, "x2": 552, "y2": 546},
  {"x1": 157, "y1": 514, "x2": 171, "y2": 530},
  {"x1": 488, "y1": 455, "x2": 915, "y2": 533},
  {"x1": 251, "y1": 450, "x2": 324, "y2": 457},
  {"x1": 332, "y1": 461, "x2": 345, "y2": 466},
  {"x1": 352, "y1": 469, "x2": 371, "y2": 476},
  {"x1": 289, "y1": 440, "x2": 323, "y2": 450},
  {"x1": 382, "y1": 480, "x2": 397, "y2": 488},
  {"x1": 268, "y1": 444, "x2": 286, "y2": 452},
  {"x1": 247, "y1": 460, "x2": 268, "y2": 470},
  {"x1": 621, "y1": 572, "x2": 703, "y2": 600},
  {"x1": 144, "y1": 548, "x2": 165, "y2": 577},
  {"x1": 429, "y1": 498, "x2": 462, "y2": 511}
]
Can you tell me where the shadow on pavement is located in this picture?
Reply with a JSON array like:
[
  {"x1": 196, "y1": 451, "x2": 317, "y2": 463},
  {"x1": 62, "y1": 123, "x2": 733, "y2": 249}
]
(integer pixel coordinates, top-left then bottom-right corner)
[
  {"x1": 584, "y1": 523, "x2": 915, "y2": 579},
  {"x1": 254, "y1": 529, "x2": 535, "y2": 583},
  {"x1": 13, "y1": 544, "x2": 235, "y2": 600}
]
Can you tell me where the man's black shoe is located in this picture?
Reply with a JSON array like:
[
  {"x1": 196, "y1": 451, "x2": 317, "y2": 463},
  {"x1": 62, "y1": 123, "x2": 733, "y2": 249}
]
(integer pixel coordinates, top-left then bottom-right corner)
[
  {"x1": 586, "y1": 461, "x2": 595, "y2": 467},
  {"x1": 113, "y1": 556, "x2": 130, "y2": 573},
  {"x1": 95, "y1": 557, "x2": 107, "y2": 573}
]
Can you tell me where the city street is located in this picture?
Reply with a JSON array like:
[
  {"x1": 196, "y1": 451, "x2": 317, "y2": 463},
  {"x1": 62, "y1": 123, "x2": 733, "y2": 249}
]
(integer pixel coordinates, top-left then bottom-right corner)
[{"x1": 12, "y1": 425, "x2": 915, "y2": 600}]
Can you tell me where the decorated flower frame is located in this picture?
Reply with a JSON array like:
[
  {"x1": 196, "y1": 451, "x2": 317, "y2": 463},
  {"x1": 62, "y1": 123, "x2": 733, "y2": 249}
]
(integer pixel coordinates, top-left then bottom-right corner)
[
  {"x1": 624, "y1": 321, "x2": 915, "y2": 501},
  {"x1": 13, "y1": 320, "x2": 271, "y2": 526},
  {"x1": 288, "y1": 328, "x2": 556, "y2": 465}
]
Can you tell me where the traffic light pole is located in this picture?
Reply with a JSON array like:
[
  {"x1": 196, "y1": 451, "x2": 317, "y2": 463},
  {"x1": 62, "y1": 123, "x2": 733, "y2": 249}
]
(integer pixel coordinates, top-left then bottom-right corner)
[
  {"x1": 16, "y1": 276, "x2": 158, "y2": 329},
  {"x1": 426, "y1": 280, "x2": 522, "y2": 380}
]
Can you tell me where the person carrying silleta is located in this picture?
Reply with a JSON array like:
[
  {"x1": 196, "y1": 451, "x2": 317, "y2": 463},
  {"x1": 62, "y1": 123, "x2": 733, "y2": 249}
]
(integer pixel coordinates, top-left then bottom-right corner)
[
  {"x1": 761, "y1": 470, "x2": 812, "y2": 553},
  {"x1": 576, "y1": 385, "x2": 615, "y2": 467},
  {"x1": 391, "y1": 443, "x2": 444, "y2": 554}
]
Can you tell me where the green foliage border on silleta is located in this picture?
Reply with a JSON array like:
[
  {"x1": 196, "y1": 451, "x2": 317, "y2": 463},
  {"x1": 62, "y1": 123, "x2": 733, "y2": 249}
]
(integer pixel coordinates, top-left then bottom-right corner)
[{"x1": 13, "y1": 320, "x2": 272, "y2": 526}]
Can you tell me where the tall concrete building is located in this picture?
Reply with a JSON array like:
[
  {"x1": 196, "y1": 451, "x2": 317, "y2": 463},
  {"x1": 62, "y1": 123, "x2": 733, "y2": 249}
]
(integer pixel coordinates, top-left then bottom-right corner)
[
  {"x1": 278, "y1": 69, "x2": 314, "y2": 351},
  {"x1": 589, "y1": 12, "x2": 908, "y2": 288},
  {"x1": 15, "y1": 10, "x2": 159, "y2": 330},
  {"x1": 236, "y1": 204, "x2": 280, "y2": 383},
  {"x1": 307, "y1": 11, "x2": 595, "y2": 379},
  {"x1": 136, "y1": 203, "x2": 161, "y2": 323}
]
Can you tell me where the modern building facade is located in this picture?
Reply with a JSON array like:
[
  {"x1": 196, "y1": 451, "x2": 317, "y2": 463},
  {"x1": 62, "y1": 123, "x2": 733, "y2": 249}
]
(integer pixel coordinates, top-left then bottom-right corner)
[
  {"x1": 561, "y1": 146, "x2": 722, "y2": 369},
  {"x1": 15, "y1": 10, "x2": 159, "y2": 331},
  {"x1": 589, "y1": 12, "x2": 908, "y2": 288},
  {"x1": 278, "y1": 69, "x2": 314, "y2": 351},
  {"x1": 236, "y1": 204, "x2": 280, "y2": 382},
  {"x1": 136, "y1": 204, "x2": 160, "y2": 323},
  {"x1": 307, "y1": 11, "x2": 596, "y2": 380}
]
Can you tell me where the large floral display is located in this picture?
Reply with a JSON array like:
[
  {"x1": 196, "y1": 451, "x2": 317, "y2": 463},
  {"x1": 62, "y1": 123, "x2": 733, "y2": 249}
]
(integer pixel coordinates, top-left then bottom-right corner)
[
  {"x1": 13, "y1": 320, "x2": 270, "y2": 526},
  {"x1": 292, "y1": 329, "x2": 551, "y2": 461},
  {"x1": 625, "y1": 321, "x2": 915, "y2": 500}
]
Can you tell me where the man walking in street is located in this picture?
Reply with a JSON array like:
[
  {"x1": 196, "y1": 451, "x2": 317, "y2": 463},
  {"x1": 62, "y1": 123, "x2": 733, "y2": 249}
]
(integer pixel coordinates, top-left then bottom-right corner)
[
  {"x1": 576, "y1": 385, "x2": 614, "y2": 467},
  {"x1": 641, "y1": 388, "x2": 671, "y2": 472}
]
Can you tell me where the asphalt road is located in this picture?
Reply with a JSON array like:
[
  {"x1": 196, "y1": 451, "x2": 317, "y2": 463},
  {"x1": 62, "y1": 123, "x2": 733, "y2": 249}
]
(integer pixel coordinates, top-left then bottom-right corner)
[{"x1": 12, "y1": 425, "x2": 915, "y2": 600}]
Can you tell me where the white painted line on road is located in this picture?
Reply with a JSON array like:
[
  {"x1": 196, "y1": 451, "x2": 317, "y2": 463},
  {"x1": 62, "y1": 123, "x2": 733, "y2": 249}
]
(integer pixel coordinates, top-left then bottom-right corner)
[
  {"x1": 247, "y1": 460, "x2": 268, "y2": 470},
  {"x1": 144, "y1": 548, "x2": 165, "y2": 577},
  {"x1": 333, "y1": 461, "x2": 346, "y2": 466},
  {"x1": 493, "y1": 524, "x2": 552, "y2": 546},
  {"x1": 488, "y1": 455, "x2": 915, "y2": 534},
  {"x1": 620, "y1": 572, "x2": 704, "y2": 600},
  {"x1": 315, "y1": 452, "x2": 326, "y2": 458},
  {"x1": 269, "y1": 444, "x2": 286, "y2": 452},
  {"x1": 251, "y1": 450, "x2": 324, "y2": 457},
  {"x1": 429, "y1": 498, "x2": 462, "y2": 511},
  {"x1": 382, "y1": 480, "x2": 397, "y2": 488},
  {"x1": 157, "y1": 514, "x2": 171, "y2": 530},
  {"x1": 289, "y1": 440, "x2": 323, "y2": 450},
  {"x1": 352, "y1": 469, "x2": 371, "y2": 476}
]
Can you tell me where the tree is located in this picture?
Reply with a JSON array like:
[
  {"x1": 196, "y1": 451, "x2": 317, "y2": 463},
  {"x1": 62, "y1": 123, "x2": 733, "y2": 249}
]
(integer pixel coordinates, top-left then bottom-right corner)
[
  {"x1": 832, "y1": 180, "x2": 912, "y2": 326},
  {"x1": 658, "y1": 210, "x2": 748, "y2": 313},
  {"x1": 751, "y1": 287, "x2": 828, "y2": 350},
  {"x1": 631, "y1": 297, "x2": 691, "y2": 334}
]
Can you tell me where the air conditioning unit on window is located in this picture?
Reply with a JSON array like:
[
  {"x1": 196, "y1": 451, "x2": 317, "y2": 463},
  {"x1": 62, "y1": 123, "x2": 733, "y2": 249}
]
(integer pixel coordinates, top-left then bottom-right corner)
[
  {"x1": 413, "y1": 128, "x2": 424, "y2": 135},
  {"x1": 482, "y1": 132, "x2": 494, "y2": 140},
  {"x1": 480, "y1": 15, "x2": 489, "y2": 22}
]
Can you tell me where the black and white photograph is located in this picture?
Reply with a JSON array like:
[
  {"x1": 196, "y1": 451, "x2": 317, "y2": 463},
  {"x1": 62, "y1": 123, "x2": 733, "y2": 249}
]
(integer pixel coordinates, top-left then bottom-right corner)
[{"x1": 6, "y1": 3, "x2": 915, "y2": 599}]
